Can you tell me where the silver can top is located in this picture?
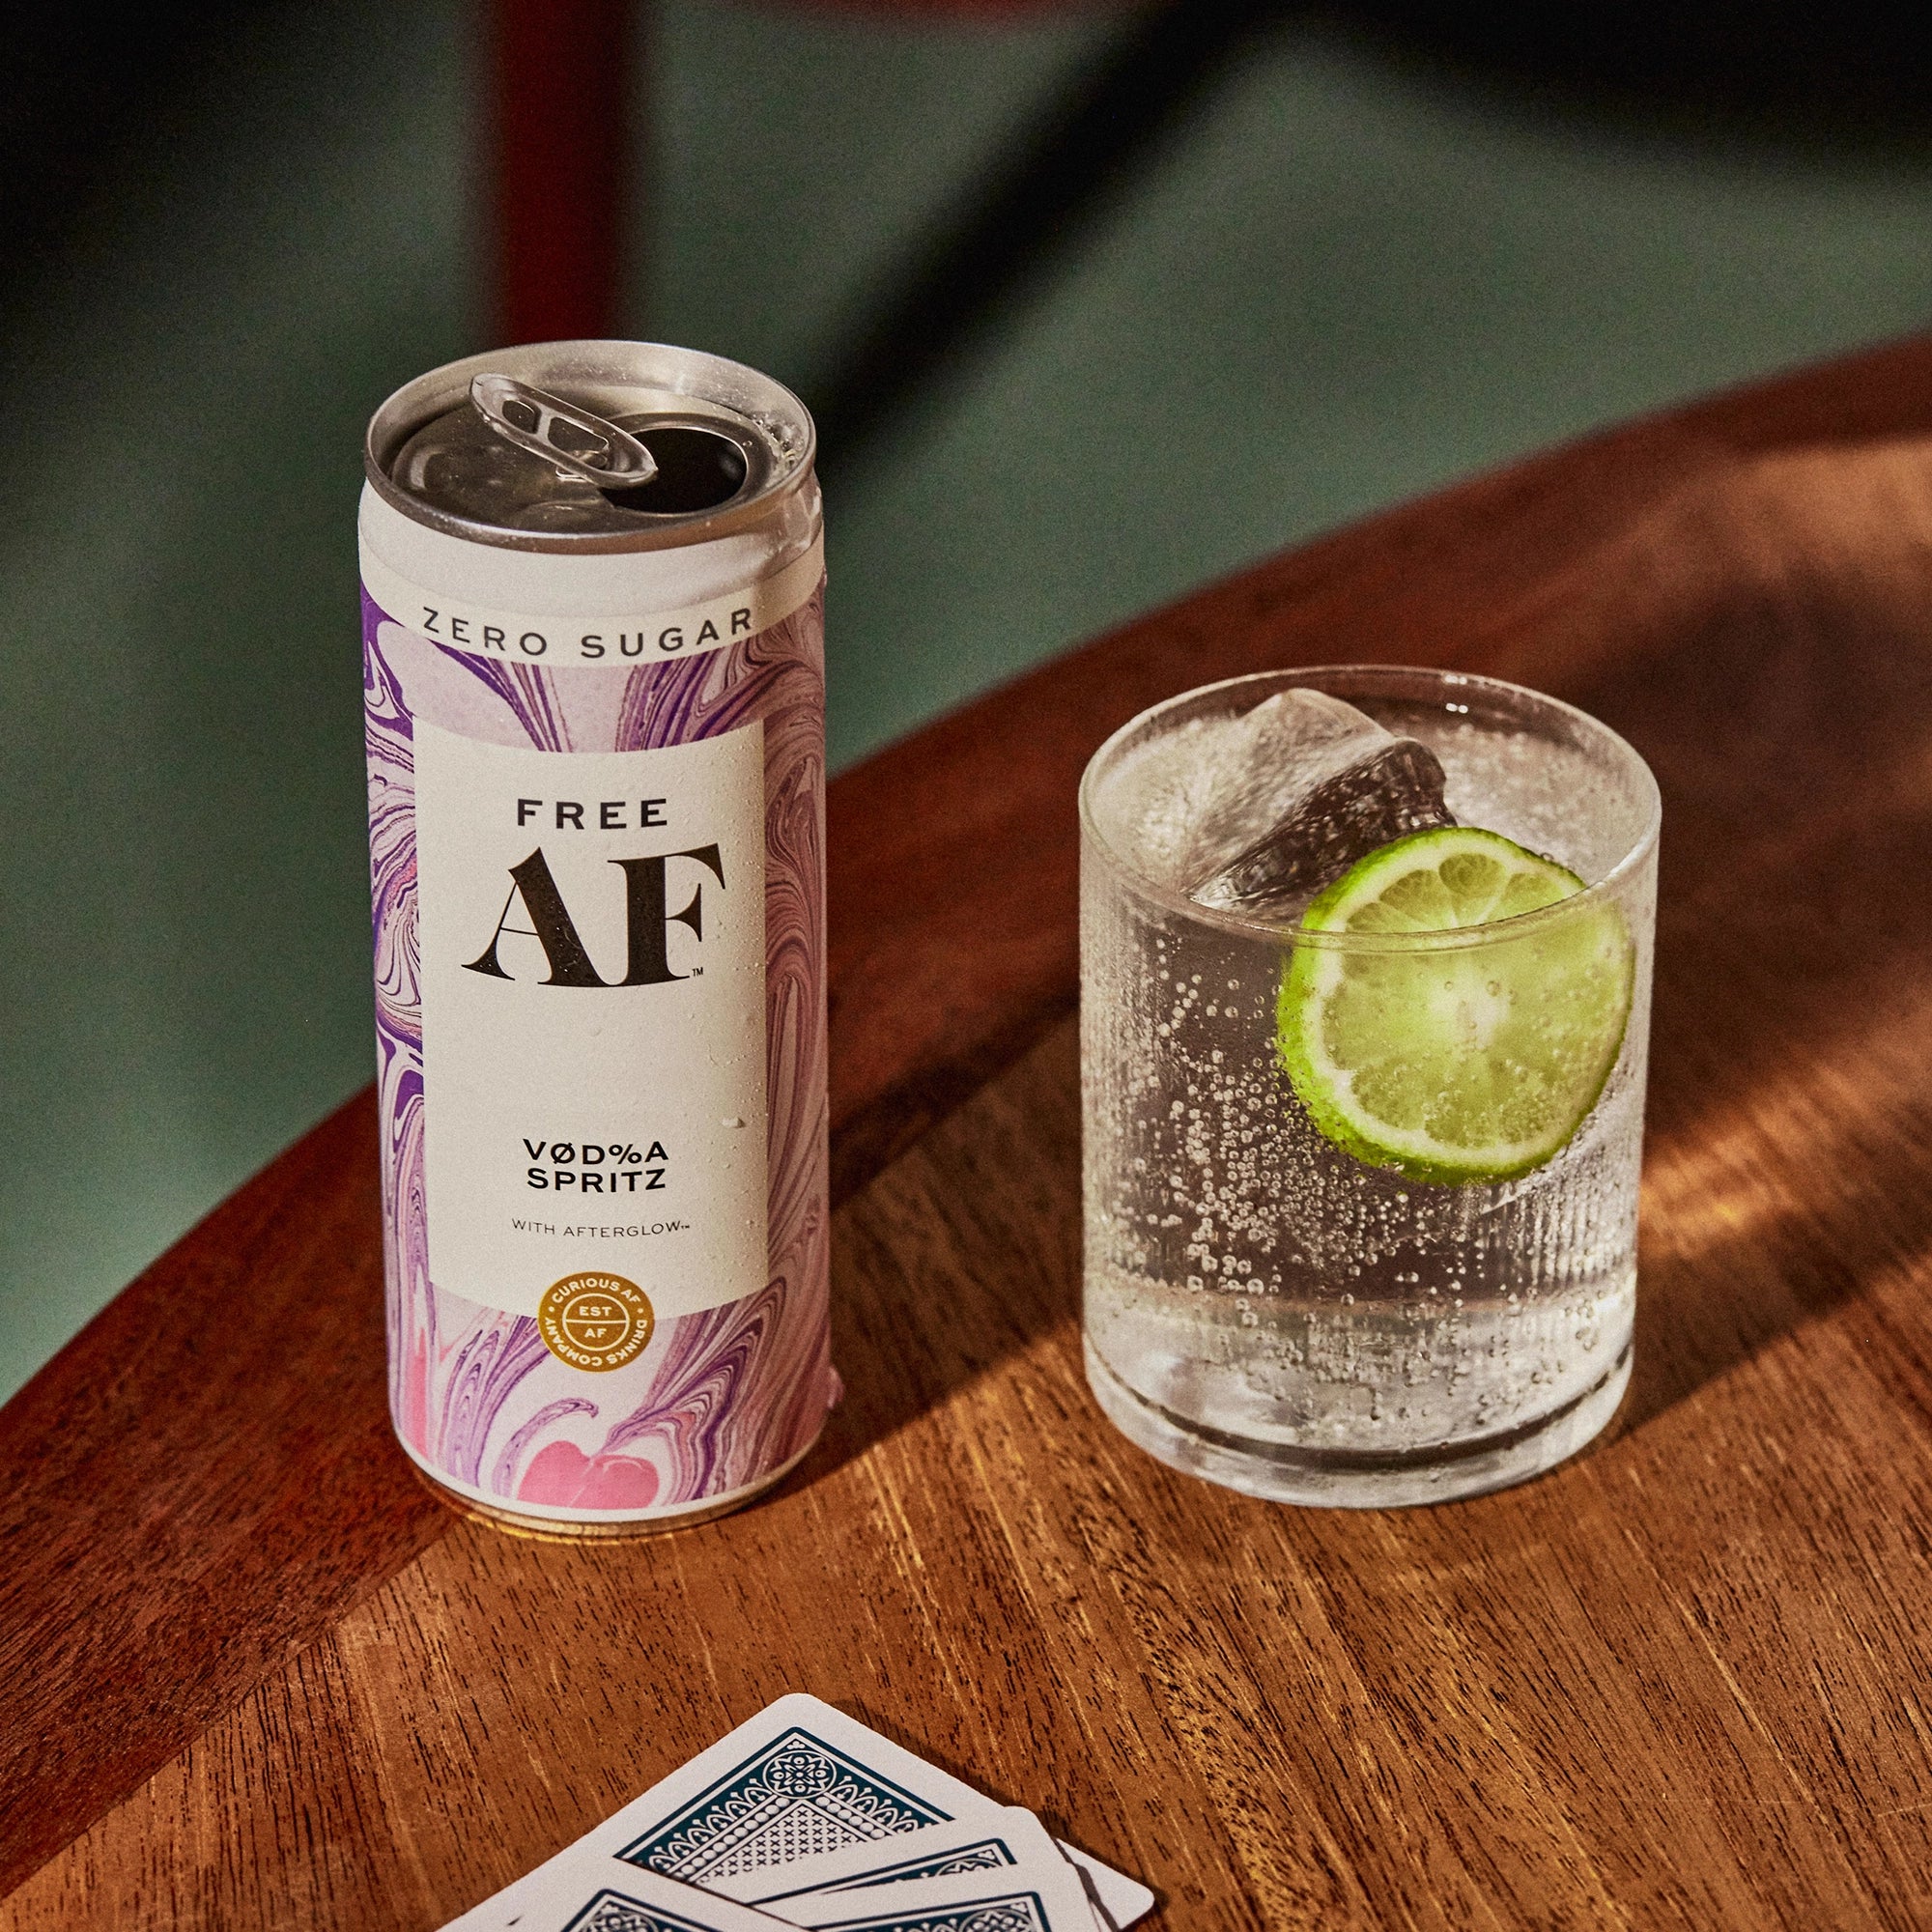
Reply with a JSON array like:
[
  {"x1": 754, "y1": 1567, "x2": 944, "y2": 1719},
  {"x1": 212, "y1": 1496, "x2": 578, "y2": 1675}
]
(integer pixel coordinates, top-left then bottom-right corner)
[{"x1": 364, "y1": 341, "x2": 816, "y2": 554}]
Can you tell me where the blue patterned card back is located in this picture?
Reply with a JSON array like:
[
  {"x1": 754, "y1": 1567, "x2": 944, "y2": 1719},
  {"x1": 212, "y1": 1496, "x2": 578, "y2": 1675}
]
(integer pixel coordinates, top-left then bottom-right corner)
[
  {"x1": 561, "y1": 1889, "x2": 735, "y2": 1932},
  {"x1": 819, "y1": 1839, "x2": 1014, "y2": 1890},
  {"x1": 759, "y1": 1836, "x2": 1016, "y2": 1903},
  {"x1": 619, "y1": 1727, "x2": 952, "y2": 1883},
  {"x1": 805, "y1": 1891, "x2": 1051, "y2": 1932}
]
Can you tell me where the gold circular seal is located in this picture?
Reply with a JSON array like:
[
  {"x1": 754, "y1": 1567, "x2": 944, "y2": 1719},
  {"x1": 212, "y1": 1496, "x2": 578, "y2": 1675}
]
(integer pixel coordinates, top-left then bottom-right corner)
[{"x1": 536, "y1": 1271, "x2": 655, "y2": 1372}]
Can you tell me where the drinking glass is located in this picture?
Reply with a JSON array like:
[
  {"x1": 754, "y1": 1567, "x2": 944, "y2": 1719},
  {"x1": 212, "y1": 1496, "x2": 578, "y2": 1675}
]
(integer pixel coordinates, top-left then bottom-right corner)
[{"x1": 1080, "y1": 667, "x2": 1660, "y2": 1506}]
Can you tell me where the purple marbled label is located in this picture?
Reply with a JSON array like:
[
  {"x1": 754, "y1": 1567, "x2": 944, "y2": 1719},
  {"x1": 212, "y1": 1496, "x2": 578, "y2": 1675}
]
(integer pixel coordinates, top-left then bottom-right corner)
[{"x1": 362, "y1": 577, "x2": 833, "y2": 1520}]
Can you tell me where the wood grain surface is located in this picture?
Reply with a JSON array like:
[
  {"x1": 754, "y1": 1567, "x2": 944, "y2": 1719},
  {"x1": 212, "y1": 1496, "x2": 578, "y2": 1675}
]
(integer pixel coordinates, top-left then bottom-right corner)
[
  {"x1": 7, "y1": 334, "x2": 1932, "y2": 1923},
  {"x1": 0, "y1": 1096, "x2": 449, "y2": 1897}
]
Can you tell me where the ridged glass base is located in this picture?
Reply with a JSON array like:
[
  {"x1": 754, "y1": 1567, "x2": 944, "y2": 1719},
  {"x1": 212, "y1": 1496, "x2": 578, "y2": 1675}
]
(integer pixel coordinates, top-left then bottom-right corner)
[{"x1": 1085, "y1": 1336, "x2": 1630, "y2": 1509}]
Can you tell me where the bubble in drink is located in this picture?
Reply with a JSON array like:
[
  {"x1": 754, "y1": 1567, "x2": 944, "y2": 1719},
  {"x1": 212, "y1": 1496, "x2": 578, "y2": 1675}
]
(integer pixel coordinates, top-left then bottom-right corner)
[{"x1": 1078, "y1": 670, "x2": 1659, "y2": 1507}]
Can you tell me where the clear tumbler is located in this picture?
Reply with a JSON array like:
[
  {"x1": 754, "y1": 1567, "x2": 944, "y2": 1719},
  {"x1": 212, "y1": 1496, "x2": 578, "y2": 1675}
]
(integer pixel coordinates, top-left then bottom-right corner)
[{"x1": 1080, "y1": 667, "x2": 1660, "y2": 1506}]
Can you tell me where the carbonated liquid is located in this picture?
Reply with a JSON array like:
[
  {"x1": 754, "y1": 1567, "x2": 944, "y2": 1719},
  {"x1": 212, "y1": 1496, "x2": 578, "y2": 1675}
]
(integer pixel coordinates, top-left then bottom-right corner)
[{"x1": 1080, "y1": 673, "x2": 1657, "y2": 1505}]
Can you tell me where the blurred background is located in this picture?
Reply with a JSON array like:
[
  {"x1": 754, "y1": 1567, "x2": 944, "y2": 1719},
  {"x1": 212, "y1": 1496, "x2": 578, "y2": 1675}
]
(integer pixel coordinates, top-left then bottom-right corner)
[{"x1": 4, "y1": 0, "x2": 1930, "y2": 1401}]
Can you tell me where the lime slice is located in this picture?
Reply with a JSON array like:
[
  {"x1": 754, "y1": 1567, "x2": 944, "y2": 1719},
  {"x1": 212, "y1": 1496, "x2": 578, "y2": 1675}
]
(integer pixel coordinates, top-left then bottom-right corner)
[{"x1": 1277, "y1": 827, "x2": 1634, "y2": 1184}]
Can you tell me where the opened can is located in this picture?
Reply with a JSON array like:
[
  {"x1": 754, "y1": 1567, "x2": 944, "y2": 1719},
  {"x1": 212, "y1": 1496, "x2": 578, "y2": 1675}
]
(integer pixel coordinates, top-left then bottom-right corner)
[{"x1": 360, "y1": 342, "x2": 834, "y2": 1535}]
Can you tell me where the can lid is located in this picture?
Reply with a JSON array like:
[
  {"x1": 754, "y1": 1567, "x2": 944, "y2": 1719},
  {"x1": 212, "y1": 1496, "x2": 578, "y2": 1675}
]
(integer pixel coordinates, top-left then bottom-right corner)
[{"x1": 365, "y1": 343, "x2": 815, "y2": 553}]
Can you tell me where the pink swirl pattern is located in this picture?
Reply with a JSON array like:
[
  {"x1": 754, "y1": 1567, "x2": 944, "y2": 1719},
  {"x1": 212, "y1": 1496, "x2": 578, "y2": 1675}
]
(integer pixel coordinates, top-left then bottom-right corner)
[{"x1": 362, "y1": 582, "x2": 834, "y2": 1519}]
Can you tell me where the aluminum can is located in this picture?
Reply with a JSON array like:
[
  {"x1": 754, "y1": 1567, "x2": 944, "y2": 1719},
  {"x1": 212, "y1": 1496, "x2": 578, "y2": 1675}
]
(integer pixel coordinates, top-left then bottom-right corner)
[{"x1": 360, "y1": 342, "x2": 833, "y2": 1535}]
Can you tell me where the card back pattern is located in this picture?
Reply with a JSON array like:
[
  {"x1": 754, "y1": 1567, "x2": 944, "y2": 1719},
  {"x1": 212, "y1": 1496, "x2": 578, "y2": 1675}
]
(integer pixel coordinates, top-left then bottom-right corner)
[{"x1": 620, "y1": 1730, "x2": 952, "y2": 1882}]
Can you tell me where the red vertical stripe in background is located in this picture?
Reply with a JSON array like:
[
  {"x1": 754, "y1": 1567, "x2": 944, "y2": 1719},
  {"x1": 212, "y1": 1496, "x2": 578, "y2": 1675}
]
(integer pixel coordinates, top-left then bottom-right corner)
[{"x1": 491, "y1": 0, "x2": 634, "y2": 345}]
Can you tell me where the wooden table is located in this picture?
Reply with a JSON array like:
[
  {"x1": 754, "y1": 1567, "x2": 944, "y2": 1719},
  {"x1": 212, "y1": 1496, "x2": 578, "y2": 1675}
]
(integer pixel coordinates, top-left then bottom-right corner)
[{"x1": 8, "y1": 339, "x2": 1932, "y2": 1929}]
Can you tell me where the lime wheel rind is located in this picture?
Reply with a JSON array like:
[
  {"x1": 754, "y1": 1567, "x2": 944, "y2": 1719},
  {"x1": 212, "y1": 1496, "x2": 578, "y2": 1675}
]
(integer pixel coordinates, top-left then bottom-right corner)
[{"x1": 1276, "y1": 828, "x2": 1635, "y2": 1186}]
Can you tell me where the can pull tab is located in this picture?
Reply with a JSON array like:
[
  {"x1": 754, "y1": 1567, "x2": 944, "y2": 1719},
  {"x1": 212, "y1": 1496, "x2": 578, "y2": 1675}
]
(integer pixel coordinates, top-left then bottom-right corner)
[{"x1": 469, "y1": 373, "x2": 659, "y2": 489}]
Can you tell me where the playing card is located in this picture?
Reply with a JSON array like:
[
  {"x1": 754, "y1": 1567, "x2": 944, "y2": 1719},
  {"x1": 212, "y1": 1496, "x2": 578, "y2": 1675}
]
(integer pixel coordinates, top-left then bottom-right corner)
[
  {"x1": 1054, "y1": 1838, "x2": 1156, "y2": 1930},
  {"x1": 440, "y1": 1696, "x2": 1151, "y2": 1932},
  {"x1": 612, "y1": 1694, "x2": 1002, "y2": 1883},
  {"x1": 711, "y1": 1805, "x2": 1069, "y2": 1909},
  {"x1": 443, "y1": 1861, "x2": 785, "y2": 1932},
  {"x1": 766, "y1": 1861, "x2": 1101, "y2": 1932},
  {"x1": 440, "y1": 1695, "x2": 994, "y2": 1930}
]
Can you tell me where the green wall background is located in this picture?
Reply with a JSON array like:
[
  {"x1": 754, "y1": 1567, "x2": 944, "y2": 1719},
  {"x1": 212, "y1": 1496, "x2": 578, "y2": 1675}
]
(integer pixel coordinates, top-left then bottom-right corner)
[{"x1": 3, "y1": 0, "x2": 1929, "y2": 1399}]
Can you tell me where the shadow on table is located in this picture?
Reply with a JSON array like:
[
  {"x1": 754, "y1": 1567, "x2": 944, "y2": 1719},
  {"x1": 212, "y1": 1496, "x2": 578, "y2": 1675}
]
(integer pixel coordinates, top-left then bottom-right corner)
[
  {"x1": 789, "y1": 1022, "x2": 1087, "y2": 1496},
  {"x1": 1494, "y1": 433, "x2": 1932, "y2": 1435}
]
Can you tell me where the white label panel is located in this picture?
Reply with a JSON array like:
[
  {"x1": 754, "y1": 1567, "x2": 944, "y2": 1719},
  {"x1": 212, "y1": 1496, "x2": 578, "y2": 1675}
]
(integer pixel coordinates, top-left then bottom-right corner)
[{"x1": 414, "y1": 720, "x2": 768, "y2": 1318}]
